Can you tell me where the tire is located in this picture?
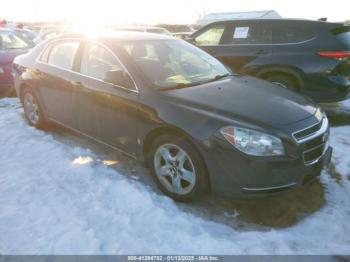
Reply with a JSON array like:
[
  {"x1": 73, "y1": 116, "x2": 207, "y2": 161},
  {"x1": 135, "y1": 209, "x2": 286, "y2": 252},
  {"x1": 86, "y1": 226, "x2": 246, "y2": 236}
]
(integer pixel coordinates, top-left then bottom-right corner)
[
  {"x1": 264, "y1": 74, "x2": 299, "y2": 92},
  {"x1": 22, "y1": 87, "x2": 47, "y2": 129},
  {"x1": 149, "y1": 134, "x2": 208, "y2": 202}
]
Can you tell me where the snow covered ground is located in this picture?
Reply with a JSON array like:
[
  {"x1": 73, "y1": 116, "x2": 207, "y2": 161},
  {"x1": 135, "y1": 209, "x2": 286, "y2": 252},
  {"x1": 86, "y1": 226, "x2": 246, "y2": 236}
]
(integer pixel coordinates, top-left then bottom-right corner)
[{"x1": 0, "y1": 98, "x2": 350, "y2": 254}]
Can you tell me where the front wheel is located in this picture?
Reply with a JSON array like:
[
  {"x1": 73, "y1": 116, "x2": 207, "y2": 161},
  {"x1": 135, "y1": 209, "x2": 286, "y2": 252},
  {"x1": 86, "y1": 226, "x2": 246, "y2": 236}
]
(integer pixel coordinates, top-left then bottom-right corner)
[
  {"x1": 150, "y1": 134, "x2": 208, "y2": 202},
  {"x1": 22, "y1": 88, "x2": 46, "y2": 129}
]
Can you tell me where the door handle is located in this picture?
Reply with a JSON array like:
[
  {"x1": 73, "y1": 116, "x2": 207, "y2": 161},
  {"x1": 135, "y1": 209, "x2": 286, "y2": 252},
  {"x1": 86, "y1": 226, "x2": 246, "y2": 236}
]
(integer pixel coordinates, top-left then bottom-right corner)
[
  {"x1": 256, "y1": 50, "x2": 268, "y2": 55},
  {"x1": 207, "y1": 50, "x2": 217, "y2": 56},
  {"x1": 71, "y1": 81, "x2": 82, "y2": 87},
  {"x1": 34, "y1": 69, "x2": 43, "y2": 76}
]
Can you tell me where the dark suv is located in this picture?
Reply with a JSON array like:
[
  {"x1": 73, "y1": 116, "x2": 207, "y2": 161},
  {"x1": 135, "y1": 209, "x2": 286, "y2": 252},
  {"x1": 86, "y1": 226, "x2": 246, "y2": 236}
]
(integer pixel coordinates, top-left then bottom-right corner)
[{"x1": 189, "y1": 19, "x2": 350, "y2": 102}]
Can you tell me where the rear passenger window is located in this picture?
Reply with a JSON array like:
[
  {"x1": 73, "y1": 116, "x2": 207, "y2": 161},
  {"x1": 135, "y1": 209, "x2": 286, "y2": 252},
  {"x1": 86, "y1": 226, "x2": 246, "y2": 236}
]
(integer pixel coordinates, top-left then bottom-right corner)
[
  {"x1": 195, "y1": 25, "x2": 225, "y2": 46},
  {"x1": 48, "y1": 41, "x2": 80, "y2": 70},
  {"x1": 273, "y1": 24, "x2": 315, "y2": 44},
  {"x1": 225, "y1": 24, "x2": 272, "y2": 45},
  {"x1": 39, "y1": 44, "x2": 51, "y2": 63}
]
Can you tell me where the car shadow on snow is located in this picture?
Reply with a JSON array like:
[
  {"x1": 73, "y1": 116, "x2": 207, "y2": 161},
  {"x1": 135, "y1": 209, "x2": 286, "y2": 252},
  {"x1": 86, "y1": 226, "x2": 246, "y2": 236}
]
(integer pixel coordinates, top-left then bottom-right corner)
[{"x1": 188, "y1": 177, "x2": 327, "y2": 229}]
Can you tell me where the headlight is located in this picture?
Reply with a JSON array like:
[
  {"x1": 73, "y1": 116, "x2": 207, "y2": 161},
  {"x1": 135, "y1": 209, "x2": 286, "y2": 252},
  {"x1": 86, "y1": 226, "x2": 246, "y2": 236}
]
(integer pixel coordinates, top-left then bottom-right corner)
[
  {"x1": 0, "y1": 66, "x2": 4, "y2": 74},
  {"x1": 220, "y1": 126, "x2": 285, "y2": 156}
]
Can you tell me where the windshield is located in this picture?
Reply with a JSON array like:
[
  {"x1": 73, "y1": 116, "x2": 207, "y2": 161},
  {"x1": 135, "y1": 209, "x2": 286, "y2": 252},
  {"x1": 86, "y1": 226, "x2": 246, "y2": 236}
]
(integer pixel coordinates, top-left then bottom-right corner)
[
  {"x1": 147, "y1": 28, "x2": 171, "y2": 35},
  {"x1": 17, "y1": 30, "x2": 36, "y2": 41},
  {"x1": 0, "y1": 31, "x2": 29, "y2": 50},
  {"x1": 120, "y1": 39, "x2": 231, "y2": 89}
]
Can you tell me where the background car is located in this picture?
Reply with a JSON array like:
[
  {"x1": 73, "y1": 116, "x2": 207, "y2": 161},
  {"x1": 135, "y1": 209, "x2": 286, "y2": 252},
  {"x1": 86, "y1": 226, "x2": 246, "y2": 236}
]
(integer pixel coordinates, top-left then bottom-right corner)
[
  {"x1": 14, "y1": 28, "x2": 37, "y2": 46},
  {"x1": 173, "y1": 32, "x2": 193, "y2": 40},
  {"x1": 112, "y1": 25, "x2": 172, "y2": 35},
  {"x1": 0, "y1": 29, "x2": 31, "y2": 96},
  {"x1": 33, "y1": 28, "x2": 67, "y2": 44},
  {"x1": 188, "y1": 19, "x2": 350, "y2": 102},
  {"x1": 13, "y1": 32, "x2": 331, "y2": 201}
]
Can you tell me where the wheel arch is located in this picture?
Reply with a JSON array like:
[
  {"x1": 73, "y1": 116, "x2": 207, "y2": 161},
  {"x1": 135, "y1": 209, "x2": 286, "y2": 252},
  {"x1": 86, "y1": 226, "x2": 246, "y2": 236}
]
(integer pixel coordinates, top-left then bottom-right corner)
[
  {"x1": 256, "y1": 66, "x2": 304, "y2": 91},
  {"x1": 142, "y1": 125, "x2": 211, "y2": 191},
  {"x1": 19, "y1": 83, "x2": 31, "y2": 103},
  {"x1": 19, "y1": 83, "x2": 49, "y2": 122}
]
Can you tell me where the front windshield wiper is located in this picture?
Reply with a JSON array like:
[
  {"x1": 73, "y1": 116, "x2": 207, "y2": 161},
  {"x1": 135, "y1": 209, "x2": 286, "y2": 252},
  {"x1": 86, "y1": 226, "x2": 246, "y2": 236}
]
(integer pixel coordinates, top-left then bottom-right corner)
[
  {"x1": 206, "y1": 73, "x2": 231, "y2": 83},
  {"x1": 160, "y1": 82, "x2": 203, "y2": 91},
  {"x1": 160, "y1": 74, "x2": 232, "y2": 91}
]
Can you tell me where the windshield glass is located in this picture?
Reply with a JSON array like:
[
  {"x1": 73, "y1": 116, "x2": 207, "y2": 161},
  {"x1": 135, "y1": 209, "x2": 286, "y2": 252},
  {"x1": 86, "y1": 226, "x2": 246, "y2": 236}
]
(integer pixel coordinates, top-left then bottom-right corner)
[
  {"x1": 17, "y1": 30, "x2": 36, "y2": 41},
  {"x1": 120, "y1": 39, "x2": 230, "y2": 89},
  {"x1": 147, "y1": 28, "x2": 171, "y2": 35},
  {"x1": 0, "y1": 31, "x2": 30, "y2": 50}
]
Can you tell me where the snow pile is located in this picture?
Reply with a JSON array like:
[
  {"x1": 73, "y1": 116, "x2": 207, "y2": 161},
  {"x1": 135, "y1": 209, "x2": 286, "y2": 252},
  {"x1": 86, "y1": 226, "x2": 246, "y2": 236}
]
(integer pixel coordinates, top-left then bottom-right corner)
[
  {"x1": 0, "y1": 98, "x2": 349, "y2": 254},
  {"x1": 322, "y1": 99, "x2": 350, "y2": 119}
]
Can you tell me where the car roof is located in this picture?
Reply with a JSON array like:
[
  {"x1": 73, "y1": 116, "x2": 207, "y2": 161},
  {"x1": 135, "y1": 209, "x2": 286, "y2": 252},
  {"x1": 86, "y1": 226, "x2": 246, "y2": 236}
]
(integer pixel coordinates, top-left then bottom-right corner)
[
  {"x1": 114, "y1": 25, "x2": 167, "y2": 30},
  {"x1": 0, "y1": 28, "x2": 15, "y2": 33},
  {"x1": 204, "y1": 18, "x2": 342, "y2": 26},
  {"x1": 57, "y1": 31, "x2": 175, "y2": 42}
]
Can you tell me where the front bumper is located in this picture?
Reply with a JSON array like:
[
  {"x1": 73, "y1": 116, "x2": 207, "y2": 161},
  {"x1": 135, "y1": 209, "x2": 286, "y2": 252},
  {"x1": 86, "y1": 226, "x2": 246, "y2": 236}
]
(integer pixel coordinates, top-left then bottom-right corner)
[{"x1": 202, "y1": 139, "x2": 332, "y2": 198}]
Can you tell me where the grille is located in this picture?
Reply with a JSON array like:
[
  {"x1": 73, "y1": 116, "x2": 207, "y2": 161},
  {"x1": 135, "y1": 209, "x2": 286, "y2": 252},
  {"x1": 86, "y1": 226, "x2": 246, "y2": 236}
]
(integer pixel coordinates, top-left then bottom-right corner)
[
  {"x1": 293, "y1": 117, "x2": 329, "y2": 165},
  {"x1": 303, "y1": 144, "x2": 325, "y2": 164},
  {"x1": 293, "y1": 121, "x2": 322, "y2": 141}
]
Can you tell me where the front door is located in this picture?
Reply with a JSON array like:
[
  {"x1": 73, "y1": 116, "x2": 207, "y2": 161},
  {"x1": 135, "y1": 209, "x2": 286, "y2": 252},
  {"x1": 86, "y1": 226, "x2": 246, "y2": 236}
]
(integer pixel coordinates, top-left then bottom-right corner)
[{"x1": 72, "y1": 42, "x2": 138, "y2": 156}]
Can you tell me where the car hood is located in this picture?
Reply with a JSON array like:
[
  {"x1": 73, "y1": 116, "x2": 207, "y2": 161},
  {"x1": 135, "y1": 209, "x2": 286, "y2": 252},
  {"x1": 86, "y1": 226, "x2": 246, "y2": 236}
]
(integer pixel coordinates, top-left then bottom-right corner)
[
  {"x1": 164, "y1": 76, "x2": 317, "y2": 126},
  {"x1": 0, "y1": 49, "x2": 29, "y2": 65}
]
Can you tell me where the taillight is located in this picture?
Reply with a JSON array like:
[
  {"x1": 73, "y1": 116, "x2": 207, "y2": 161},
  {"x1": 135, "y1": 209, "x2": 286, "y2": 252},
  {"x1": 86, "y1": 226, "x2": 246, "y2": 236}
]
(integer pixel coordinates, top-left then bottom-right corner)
[{"x1": 317, "y1": 51, "x2": 350, "y2": 59}]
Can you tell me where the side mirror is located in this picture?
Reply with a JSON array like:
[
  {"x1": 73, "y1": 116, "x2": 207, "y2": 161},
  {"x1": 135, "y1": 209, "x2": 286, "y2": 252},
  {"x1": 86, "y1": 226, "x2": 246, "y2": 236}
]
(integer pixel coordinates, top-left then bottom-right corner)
[{"x1": 104, "y1": 69, "x2": 134, "y2": 90}]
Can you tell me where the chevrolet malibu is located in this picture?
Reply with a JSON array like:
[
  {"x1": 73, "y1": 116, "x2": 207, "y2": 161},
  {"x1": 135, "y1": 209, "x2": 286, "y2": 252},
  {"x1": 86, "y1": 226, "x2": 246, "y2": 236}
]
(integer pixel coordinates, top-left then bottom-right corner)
[{"x1": 13, "y1": 32, "x2": 332, "y2": 201}]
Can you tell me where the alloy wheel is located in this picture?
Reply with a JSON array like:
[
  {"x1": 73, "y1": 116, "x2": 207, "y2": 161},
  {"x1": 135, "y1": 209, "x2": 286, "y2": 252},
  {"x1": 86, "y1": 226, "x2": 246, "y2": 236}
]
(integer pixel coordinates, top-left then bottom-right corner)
[
  {"x1": 154, "y1": 144, "x2": 196, "y2": 195},
  {"x1": 23, "y1": 92, "x2": 40, "y2": 126}
]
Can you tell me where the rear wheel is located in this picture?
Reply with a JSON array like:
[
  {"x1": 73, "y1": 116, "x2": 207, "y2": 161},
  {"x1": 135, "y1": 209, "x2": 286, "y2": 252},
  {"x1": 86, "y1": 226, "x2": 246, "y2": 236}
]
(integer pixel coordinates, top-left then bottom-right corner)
[
  {"x1": 150, "y1": 134, "x2": 208, "y2": 202},
  {"x1": 22, "y1": 88, "x2": 46, "y2": 129},
  {"x1": 264, "y1": 74, "x2": 299, "y2": 92}
]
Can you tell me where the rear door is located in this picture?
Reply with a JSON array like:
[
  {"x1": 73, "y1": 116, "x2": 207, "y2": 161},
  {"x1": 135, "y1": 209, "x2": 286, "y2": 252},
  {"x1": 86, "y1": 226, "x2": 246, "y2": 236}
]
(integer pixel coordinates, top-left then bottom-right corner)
[
  {"x1": 217, "y1": 21, "x2": 272, "y2": 72},
  {"x1": 36, "y1": 40, "x2": 81, "y2": 127},
  {"x1": 193, "y1": 22, "x2": 272, "y2": 72}
]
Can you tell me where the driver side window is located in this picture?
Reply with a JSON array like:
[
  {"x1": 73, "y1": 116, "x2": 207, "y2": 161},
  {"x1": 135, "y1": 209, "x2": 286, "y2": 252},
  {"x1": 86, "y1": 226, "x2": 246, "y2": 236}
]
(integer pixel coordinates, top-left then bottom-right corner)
[{"x1": 80, "y1": 43, "x2": 123, "y2": 81}]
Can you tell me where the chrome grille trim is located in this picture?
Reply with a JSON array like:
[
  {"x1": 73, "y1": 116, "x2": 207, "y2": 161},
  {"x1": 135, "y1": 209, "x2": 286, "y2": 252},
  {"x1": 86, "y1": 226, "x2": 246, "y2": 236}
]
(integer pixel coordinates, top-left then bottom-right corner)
[
  {"x1": 292, "y1": 117, "x2": 328, "y2": 144},
  {"x1": 292, "y1": 116, "x2": 329, "y2": 165},
  {"x1": 242, "y1": 182, "x2": 297, "y2": 192},
  {"x1": 303, "y1": 143, "x2": 328, "y2": 166}
]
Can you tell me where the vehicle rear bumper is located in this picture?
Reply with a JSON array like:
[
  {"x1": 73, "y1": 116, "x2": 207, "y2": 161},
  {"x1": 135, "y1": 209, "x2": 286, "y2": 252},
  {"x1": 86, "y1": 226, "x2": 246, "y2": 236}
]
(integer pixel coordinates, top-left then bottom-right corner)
[
  {"x1": 303, "y1": 75, "x2": 350, "y2": 102},
  {"x1": 0, "y1": 70, "x2": 15, "y2": 96},
  {"x1": 0, "y1": 81, "x2": 14, "y2": 96}
]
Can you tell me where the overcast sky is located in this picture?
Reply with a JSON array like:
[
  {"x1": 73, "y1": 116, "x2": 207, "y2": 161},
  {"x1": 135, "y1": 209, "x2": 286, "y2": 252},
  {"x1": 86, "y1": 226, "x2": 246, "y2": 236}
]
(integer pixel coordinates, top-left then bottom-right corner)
[{"x1": 1, "y1": 0, "x2": 349, "y2": 24}]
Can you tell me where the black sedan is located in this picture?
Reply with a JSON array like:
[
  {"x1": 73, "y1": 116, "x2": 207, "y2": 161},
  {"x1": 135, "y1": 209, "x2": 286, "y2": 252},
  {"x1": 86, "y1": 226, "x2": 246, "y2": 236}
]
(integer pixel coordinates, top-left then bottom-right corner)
[{"x1": 13, "y1": 32, "x2": 332, "y2": 201}]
